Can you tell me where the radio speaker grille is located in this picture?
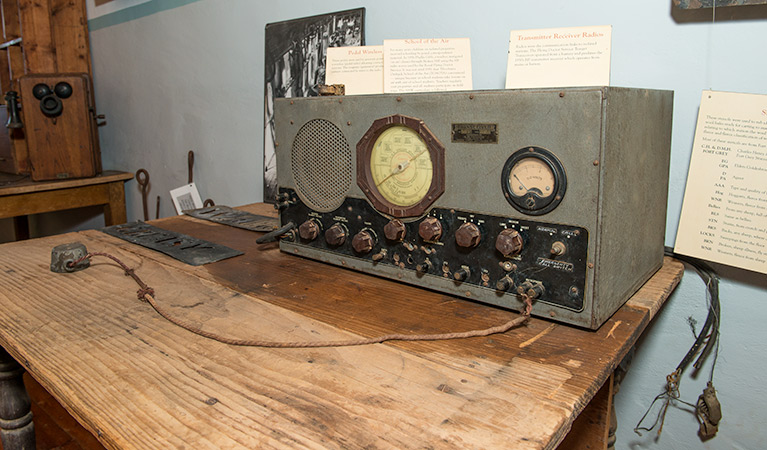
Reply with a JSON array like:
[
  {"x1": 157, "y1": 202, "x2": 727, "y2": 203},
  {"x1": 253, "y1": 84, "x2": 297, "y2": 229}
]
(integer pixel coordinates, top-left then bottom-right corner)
[{"x1": 291, "y1": 119, "x2": 352, "y2": 212}]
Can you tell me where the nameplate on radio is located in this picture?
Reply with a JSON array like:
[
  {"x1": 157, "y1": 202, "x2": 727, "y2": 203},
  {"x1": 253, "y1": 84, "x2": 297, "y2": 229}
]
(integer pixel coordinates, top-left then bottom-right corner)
[{"x1": 451, "y1": 123, "x2": 498, "y2": 144}]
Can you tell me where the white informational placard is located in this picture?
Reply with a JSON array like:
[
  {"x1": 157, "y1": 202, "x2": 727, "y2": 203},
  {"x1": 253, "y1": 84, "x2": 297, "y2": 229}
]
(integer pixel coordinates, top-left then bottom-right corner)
[
  {"x1": 505, "y1": 25, "x2": 612, "y2": 89},
  {"x1": 325, "y1": 46, "x2": 384, "y2": 95},
  {"x1": 383, "y1": 38, "x2": 472, "y2": 94},
  {"x1": 674, "y1": 90, "x2": 767, "y2": 274},
  {"x1": 170, "y1": 183, "x2": 203, "y2": 214}
]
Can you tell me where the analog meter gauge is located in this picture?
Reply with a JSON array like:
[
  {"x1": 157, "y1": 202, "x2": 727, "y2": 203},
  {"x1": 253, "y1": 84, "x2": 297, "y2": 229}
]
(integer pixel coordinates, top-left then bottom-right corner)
[
  {"x1": 357, "y1": 114, "x2": 445, "y2": 218},
  {"x1": 501, "y1": 146, "x2": 567, "y2": 215}
]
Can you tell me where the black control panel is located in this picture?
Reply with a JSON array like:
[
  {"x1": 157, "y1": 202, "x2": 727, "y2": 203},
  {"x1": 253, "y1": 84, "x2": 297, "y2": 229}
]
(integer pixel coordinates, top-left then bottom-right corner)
[{"x1": 279, "y1": 188, "x2": 588, "y2": 311}]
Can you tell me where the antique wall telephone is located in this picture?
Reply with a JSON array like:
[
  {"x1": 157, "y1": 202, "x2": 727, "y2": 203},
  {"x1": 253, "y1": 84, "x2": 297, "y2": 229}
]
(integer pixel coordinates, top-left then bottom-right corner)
[{"x1": 3, "y1": 73, "x2": 103, "y2": 181}]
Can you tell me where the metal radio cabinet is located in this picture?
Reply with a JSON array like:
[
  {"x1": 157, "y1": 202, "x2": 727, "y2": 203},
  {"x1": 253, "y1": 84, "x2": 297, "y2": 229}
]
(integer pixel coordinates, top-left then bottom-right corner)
[{"x1": 273, "y1": 87, "x2": 673, "y2": 329}]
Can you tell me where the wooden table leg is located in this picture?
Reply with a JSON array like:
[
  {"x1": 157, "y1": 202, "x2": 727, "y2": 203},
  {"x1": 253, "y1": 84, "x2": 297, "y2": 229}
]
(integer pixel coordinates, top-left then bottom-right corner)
[
  {"x1": 607, "y1": 348, "x2": 635, "y2": 450},
  {"x1": 557, "y1": 374, "x2": 613, "y2": 449},
  {"x1": 103, "y1": 181, "x2": 128, "y2": 226},
  {"x1": 0, "y1": 347, "x2": 35, "y2": 450},
  {"x1": 12, "y1": 216, "x2": 29, "y2": 241}
]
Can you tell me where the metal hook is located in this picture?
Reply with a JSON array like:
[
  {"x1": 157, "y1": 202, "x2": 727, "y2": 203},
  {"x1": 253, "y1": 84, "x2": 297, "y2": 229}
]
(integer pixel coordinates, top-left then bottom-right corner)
[
  {"x1": 135, "y1": 168, "x2": 150, "y2": 221},
  {"x1": 187, "y1": 150, "x2": 194, "y2": 184}
]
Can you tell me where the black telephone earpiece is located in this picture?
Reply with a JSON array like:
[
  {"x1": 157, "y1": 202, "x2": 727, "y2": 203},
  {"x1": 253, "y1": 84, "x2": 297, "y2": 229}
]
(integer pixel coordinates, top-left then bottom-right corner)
[{"x1": 31, "y1": 81, "x2": 72, "y2": 118}]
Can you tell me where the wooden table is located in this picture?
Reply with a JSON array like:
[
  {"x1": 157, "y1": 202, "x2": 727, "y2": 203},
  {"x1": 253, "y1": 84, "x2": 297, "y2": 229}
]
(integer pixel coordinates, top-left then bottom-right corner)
[
  {"x1": 0, "y1": 171, "x2": 133, "y2": 240},
  {"x1": 0, "y1": 204, "x2": 684, "y2": 450}
]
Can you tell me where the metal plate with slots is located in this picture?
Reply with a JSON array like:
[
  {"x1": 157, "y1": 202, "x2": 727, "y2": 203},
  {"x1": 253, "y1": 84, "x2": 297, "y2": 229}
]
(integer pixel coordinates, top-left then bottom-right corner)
[
  {"x1": 185, "y1": 206, "x2": 278, "y2": 232},
  {"x1": 102, "y1": 222, "x2": 243, "y2": 265}
]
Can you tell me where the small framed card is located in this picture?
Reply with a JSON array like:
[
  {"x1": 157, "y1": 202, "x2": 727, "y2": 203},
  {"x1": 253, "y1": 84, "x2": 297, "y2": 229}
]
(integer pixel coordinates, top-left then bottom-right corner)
[{"x1": 170, "y1": 182, "x2": 203, "y2": 214}]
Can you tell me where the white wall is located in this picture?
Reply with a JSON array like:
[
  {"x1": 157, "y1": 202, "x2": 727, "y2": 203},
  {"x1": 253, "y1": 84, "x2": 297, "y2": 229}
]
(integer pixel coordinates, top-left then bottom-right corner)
[{"x1": 86, "y1": 1, "x2": 767, "y2": 448}]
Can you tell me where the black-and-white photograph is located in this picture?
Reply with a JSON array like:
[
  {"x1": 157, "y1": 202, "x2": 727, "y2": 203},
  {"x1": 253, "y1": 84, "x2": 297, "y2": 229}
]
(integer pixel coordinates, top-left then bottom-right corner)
[{"x1": 263, "y1": 8, "x2": 365, "y2": 202}]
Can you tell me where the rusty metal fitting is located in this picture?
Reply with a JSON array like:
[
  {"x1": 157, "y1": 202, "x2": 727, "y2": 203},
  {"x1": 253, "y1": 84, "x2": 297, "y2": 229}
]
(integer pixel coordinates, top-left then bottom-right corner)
[{"x1": 50, "y1": 242, "x2": 90, "y2": 273}]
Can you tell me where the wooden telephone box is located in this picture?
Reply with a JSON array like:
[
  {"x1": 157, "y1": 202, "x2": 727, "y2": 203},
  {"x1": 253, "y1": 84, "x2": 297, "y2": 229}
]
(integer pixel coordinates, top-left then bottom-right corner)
[
  {"x1": 0, "y1": 0, "x2": 98, "y2": 179},
  {"x1": 16, "y1": 73, "x2": 102, "y2": 180}
]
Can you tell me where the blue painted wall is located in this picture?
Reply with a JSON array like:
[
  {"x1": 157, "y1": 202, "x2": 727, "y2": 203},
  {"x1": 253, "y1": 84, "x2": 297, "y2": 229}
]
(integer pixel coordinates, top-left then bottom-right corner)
[{"x1": 86, "y1": 1, "x2": 767, "y2": 448}]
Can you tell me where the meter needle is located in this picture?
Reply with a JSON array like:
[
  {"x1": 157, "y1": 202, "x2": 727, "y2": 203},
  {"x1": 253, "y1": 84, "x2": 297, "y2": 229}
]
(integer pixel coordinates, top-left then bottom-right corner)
[{"x1": 513, "y1": 174, "x2": 529, "y2": 193}]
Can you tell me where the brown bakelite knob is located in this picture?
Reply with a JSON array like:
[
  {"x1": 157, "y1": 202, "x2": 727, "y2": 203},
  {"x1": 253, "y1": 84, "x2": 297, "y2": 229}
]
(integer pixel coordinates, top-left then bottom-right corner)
[
  {"x1": 418, "y1": 217, "x2": 442, "y2": 241},
  {"x1": 495, "y1": 229, "x2": 523, "y2": 257},
  {"x1": 325, "y1": 223, "x2": 347, "y2": 246},
  {"x1": 298, "y1": 219, "x2": 320, "y2": 241},
  {"x1": 384, "y1": 219, "x2": 407, "y2": 242},
  {"x1": 352, "y1": 231, "x2": 375, "y2": 254},
  {"x1": 455, "y1": 222, "x2": 481, "y2": 248}
]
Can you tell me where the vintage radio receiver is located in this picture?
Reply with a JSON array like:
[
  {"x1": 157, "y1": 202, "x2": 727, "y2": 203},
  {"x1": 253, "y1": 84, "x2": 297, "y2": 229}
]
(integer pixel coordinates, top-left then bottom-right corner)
[{"x1": 273, "y1": 87, "x2": 673, "y2": 329}]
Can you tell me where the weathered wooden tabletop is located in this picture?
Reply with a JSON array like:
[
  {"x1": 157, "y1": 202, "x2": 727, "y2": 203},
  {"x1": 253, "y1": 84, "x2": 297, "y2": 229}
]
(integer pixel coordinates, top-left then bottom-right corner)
[{"x1": 0, "y1": 204, "x2": 683, "y2": 450}]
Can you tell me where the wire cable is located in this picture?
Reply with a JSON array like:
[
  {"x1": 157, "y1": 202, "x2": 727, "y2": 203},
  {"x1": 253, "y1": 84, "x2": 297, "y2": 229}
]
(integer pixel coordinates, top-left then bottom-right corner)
[
  {"x1": 634, "y1": 248, "x2": 721, "y2": 437},
  {"x1": 68, "y1": 252, "x2": 534, "y2": 348}
]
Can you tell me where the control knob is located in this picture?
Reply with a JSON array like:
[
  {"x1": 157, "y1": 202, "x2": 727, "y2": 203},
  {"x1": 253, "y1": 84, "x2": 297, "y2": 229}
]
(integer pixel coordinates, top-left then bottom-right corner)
[
  {"x1": 496, "y1": 229, "x2": 523, "y2": 257},
  {"x1": 415, "y1": 259, "x2": 432, "y2": 274},
  {"x1": 455, "y1": 222, "x2": 481, "y2": 248},
  {"x1": 496, "y1": 276, "x2": 514, "y2": 291},
  {"x1": 352, "y1": 230, "x2": 376, "y2": 254},
  {"x1": 325, "y1": 223, "x2": 347, "y2": 246},
  {"x1": 517, "y1": 281, "x2": 545, "y2": 299},
  {"x1": 298, "y1": 219, "x2": 320, "y2": 241},
  {"x1": 384, "y1": 219, "x2": 407, "y2": 242},
  {"x1": 418, "y1": 217, "x2": 443, "y2": 241},
  {"x1": 453, "y1": 266, "x2": 471, "y2": 281},
  {"x1": 550, "y1": 241, "x2": 567, "y2": 256}
]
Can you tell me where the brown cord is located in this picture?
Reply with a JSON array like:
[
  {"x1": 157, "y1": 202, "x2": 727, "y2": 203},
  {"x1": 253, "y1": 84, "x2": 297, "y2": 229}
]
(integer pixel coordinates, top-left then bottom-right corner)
[{"x1": 70, "y1": 252, "x2": 533, "y2": 348}]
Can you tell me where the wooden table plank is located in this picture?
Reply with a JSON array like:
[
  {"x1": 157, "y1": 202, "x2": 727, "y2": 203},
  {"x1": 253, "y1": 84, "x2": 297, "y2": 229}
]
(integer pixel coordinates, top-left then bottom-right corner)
[
  {"x1": 154, "y1": 208, "x2": 683, "y2": 416},
  {"x1": 0, "y1": 171, "x2": 133, "y2": 196},
  {"x1": 0, "y1": 208, "x2": 683, "y2": 450}
]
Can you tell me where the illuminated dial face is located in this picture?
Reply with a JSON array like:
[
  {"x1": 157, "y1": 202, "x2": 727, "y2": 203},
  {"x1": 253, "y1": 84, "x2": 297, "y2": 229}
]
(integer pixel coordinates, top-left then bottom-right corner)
[
  {"x1": 369, "y1": 125, "x2": 434, "y2": 208},
  {"x1": 509, "y1": 157, "x2": 556, "y2": 200}
]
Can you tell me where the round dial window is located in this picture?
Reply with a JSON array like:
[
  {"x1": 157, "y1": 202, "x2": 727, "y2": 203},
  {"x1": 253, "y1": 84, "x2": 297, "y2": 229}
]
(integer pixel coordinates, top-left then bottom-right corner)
[
  {"x1": 370, "y1": 125, "x2": 434, "y2": 208},
  {"x1": 502, "y1": 147, "x2": 567, "y2": 215},
  {"x1": 357, "y1": 114, "x2": 445, "y2": 218}
]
